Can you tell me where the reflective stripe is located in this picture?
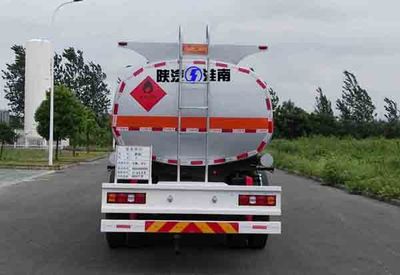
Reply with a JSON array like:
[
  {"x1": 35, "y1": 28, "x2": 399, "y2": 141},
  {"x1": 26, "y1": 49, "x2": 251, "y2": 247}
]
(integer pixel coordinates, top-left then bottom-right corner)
[
  {"x1": 216, "y1": 62, "x2": 228, "y2": 68},
  {"x1": 119, "y1": 82, "x2": 126, "y2": 93},
  {"x1": 257, "y1": 141, "x2": 267, "y2": 152},
  {"x1": 145, "y1": 221, "x2": 166, "y2": 232},
  {"x1": 144, "y1": 221, "x2": 239, "y2": 234},
  {"x1": 170, "y1": 222, "x2": 190, "y2": 233},
  {"x1": 257, "y1": 79, "x2": 267, "y2": 89},
  {"x1": 113, "y1": 104, "x2": 119, "y2": 115},
  {"x1": 238, "y1": 67, "x2": 250, "y2": 74},
  {"x1": 195, "y1": 222, "x2": 215, "y2": 233},
  {"x1": 116, "y1": 116, "x2": 270, "y2": 130},
  {"x1": 117, "y1": 127, "x2": 269, "y2": 133},
  {"x1": 219, "y1": 223, "x2": 238, "y2": 234},
  {"x1": 133, "y1": 67, "x2": 144, "y2": 76},
  {"x1": 154, "y1": 62, "x2": 166, "y2": 68}
]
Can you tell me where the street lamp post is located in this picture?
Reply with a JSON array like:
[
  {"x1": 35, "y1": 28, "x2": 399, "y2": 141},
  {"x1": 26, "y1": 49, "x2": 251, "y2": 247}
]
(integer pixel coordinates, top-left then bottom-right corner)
[{"x1": 49, "y1": 0, "x2": 83, "y2": 166}]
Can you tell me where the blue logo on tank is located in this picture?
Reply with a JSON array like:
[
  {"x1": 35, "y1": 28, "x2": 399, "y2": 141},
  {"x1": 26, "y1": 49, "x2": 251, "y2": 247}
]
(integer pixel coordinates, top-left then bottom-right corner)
[{"x1": 184, "y1": 66, "x2": 203, "y2": 82}]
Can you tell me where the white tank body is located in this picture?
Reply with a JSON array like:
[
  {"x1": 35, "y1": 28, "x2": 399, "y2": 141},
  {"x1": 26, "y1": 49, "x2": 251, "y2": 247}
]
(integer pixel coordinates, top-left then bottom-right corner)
[
  {"x1": 24, "y1": 39, "x2": 52, "y2": 139},
  {"x1": 112, "y1": 59, "x2": 273, "y2": 166}
]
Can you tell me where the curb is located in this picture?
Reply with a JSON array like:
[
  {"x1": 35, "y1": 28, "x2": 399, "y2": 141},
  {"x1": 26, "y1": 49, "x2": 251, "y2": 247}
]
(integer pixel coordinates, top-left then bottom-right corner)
[
  {"x1": 277, "y1": 167, "x2": 400, "y2": 207},
  {"x1": 0, "y1": 155, "x2": 108, "y2": 171},
  {"x1": 57, "y1": 155, "x2": 108, "y2": 170}
]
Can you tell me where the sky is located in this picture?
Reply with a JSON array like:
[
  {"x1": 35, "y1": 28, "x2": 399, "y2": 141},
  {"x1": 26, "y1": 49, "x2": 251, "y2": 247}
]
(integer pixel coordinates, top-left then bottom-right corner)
[{"x1": 0, "y1": 0, "x2": 399, "y2": 117}]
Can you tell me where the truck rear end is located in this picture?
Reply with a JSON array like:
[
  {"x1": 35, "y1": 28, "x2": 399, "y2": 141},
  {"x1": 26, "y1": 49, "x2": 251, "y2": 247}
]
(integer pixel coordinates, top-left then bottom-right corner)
[{"x1": 101, "y1": 26, "x2": 281, "y2": 249}]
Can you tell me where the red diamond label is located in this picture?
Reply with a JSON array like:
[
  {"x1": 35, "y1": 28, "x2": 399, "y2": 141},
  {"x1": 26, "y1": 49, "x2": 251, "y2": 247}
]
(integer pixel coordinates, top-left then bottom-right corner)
[{"x1": 130, "y1": 76, "x2": 167, "y2": 112}]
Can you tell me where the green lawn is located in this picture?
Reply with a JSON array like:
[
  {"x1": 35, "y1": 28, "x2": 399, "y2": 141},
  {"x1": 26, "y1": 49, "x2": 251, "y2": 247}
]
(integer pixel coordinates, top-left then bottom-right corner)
[
  {"x1": 0, "y1": 148, "x2": 108, "y2": 168},
  {"x1": 267, "y1": 137, "x2": 400, "y2": 200}
]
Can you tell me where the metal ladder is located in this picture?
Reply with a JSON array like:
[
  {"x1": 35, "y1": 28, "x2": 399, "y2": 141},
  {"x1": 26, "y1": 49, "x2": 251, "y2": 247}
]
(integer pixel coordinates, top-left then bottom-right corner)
[{"x1": 177, "y1": 25, "x2": 211, "y2": 183}]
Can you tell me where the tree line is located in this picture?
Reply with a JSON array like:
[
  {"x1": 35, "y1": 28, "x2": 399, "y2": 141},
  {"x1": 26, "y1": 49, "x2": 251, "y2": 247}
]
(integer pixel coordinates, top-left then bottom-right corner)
[
  {"x1": 271, "y1": 71, "x2": 400, "y2": 139},
  {"x1": 1, "y1": 45, "x2": 112, "y2": 159}
]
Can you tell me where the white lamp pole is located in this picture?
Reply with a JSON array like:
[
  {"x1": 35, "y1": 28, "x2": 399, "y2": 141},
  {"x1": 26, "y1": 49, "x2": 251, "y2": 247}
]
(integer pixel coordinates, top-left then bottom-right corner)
[{"x1": 49, "y1": 0, "x2": 83, "y2": 166}]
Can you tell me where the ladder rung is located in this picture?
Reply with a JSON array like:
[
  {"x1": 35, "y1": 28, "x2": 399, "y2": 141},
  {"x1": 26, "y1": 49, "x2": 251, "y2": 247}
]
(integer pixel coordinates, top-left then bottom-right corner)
[{"x1": 179, "y1": 106, "x2": 208, "y2": 110}]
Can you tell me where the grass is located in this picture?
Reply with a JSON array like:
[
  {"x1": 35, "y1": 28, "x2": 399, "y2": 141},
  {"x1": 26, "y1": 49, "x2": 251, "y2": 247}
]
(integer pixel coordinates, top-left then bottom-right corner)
[
  {"x1": 0, "y1": 148, "x2": 108, "y2": 168},
  {"x1": 267, "y1": 137, "x2": 400, "y2": 200}
]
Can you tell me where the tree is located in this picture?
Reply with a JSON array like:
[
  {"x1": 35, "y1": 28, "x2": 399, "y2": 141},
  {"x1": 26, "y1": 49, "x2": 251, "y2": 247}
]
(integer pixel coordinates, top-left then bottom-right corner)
[
  {"x1": 62, "y1": 48, "x2": 110, "y2": 118},
  {"x1": 268, "y1": 87, "x2": 279, "y2": 111},
  {"x1": 1, "y1": 45, "x2": 25, "y2": 128},
  {"x1": 82, "y1": 108, "x2": 98, "y2": 153},
  {"x1": 336, "y1": 71, "x2": 375, "y2": 123},
  {"x1": 53, "y1": 52, "x2": 64, "y2": 86},
  {"x1": 312, "y1": 87, "x2": 336, "y2": 136},
  {"x1": 61, "y1": 47, "x2": 85, "y2": 93},
  {"x1": 81, "y1": 62, "x2": 111, "y2": 118},
  {"x1": 274, "y1": 101, "x2": 311, "y2": 139},
  {"x1": 35, "y1": 85, "x2": 85, "y2": 160},
  {"x1": 315, "y1": 87, "x2": 333, "y2": 117},
  {"x1": 383, "y1": 97, "x2": 400, "y2": 138},
  {"x1": 94, "y1": 115, "x2": 113, "y2": 148},
  {"x1": 336, "y1": 71, "x2": 376, "y2": 138},
  {"x1": 384, "y1": 97, "x2": 399, "y2": 123},
  {"x1": 0, "y1": 123, "x2": 16, "y2": 159},
  {"x1": 2, "y1": 45, "x2": 110, "y2": 129}
]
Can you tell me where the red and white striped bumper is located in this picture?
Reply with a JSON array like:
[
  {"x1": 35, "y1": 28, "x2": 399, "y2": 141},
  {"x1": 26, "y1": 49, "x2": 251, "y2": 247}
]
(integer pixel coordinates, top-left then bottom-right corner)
[{"x1": 101, "y1": 220, "x2": 281, "y2": 234}]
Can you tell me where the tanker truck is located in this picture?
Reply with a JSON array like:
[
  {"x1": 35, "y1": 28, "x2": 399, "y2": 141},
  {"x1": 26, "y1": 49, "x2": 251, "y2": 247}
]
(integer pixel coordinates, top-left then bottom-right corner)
[{"x1": 101, "y1": 27, "x2": 281, "y2": 249}]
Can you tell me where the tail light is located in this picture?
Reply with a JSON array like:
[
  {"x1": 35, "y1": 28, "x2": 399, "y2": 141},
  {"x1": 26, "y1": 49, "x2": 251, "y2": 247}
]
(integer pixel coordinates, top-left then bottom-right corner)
[
  {"x1": 239, "y1": 195, "x2": 276, "y2": 206},
  {"x1": 107, "y1": 193, "x2": 146, "y2": 204}
]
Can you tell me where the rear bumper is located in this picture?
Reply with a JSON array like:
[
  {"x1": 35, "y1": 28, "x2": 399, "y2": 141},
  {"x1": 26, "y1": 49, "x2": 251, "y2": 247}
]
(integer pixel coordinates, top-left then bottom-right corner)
[
  {"x1": 101, "y1": 182, "x2": 282, "y2": 234},
  {"x1": 101, "y1": 182, "x2": 281, "y2": 216},
  {"x1": 101, "y1": 219, "x2": 281, "y2": 234}
]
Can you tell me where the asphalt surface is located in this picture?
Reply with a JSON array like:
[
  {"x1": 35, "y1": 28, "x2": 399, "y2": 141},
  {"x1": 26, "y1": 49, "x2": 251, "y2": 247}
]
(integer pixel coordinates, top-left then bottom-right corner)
[
  {"x1": 0, "y1": 169, "x2": 52, "y2": 189},
  {"x1": 0, "y1": 159, "x2": 399, "y2": 275}
]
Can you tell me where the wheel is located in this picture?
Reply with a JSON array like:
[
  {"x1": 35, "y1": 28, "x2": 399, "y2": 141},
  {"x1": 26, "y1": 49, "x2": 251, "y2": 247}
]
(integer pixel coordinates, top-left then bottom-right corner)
[
  {"x1": 248, "y1": 215, "x2": 269, "y2": 249},
  {"x1": 109, "y1": 169, "x2": 115, "y2": 183},
  {"x1": 127, "y1": 233, "x2": 146, "y2": 248},
  {"x1": 105, "y1": 213, "x2": 127, "y2": 248},
  {"x1": 248, "y1": 234, "x2": 268, "y2": 249},
  {"x1": 226, "y1": 234, "x2": 248, "y2": 248},
  {"x1": 258, "y1": 171, "x2": 270, "y2": 186},
  {"x1": 106, "y1": 232, "x2": 126, "y2": 249}
]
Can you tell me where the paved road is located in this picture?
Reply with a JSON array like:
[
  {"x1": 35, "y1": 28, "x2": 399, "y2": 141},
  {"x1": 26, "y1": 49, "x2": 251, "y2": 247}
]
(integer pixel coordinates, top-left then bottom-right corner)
[
  {"x1": 0, "y1": 159, "x2": 399, "y2": 275},
  {"x1": 0, "y1": 169, "x2": 52, "y2": 189}
]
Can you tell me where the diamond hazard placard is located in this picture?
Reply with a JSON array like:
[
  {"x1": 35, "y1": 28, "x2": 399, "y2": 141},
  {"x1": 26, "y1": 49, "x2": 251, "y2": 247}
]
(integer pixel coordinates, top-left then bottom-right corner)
[{"x1": 131, "y1": 76, "x2": 166, "y2": 112}]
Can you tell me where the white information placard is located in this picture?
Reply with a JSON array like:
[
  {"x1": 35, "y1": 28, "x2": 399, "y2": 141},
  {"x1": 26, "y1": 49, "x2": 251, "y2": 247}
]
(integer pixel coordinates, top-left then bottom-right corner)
[{"x1": 115, "y1": 145, "x2": 152, "y2": 182}]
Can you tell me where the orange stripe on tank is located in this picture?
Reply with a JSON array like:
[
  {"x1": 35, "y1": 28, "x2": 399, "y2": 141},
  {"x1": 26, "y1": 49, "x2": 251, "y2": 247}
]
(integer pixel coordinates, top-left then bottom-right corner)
[{"x1": 116, "y1": 116, "x2": 270, "y2": 130}]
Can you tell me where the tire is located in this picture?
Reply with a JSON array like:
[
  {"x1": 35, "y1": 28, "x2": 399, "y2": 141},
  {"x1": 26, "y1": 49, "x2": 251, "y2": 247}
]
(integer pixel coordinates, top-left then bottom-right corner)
[
  {"x1": 248, "y1": 215, "x2": 269, "y2": 249},
  {"x1": 109, "y1": 169, "x2": 115, "y2": 183},
  {"x1": 248, "y1": 234, "x2": 268, "y2": 249},
  {"x1": 127, "y1": 233, "x2": 146, "y2": 248},
  {"x1": 106, "y1": 232, "x2": 126, "y2": 249},
  {"x1": 259, "y1": 171, "x2": 270, "y2": 186},
  {"x1": 226, "y1": 234, "x2": 248, "y2": 248},
  {"x1": 105, "y1": 213, "x2": 127, "y2": 248}
]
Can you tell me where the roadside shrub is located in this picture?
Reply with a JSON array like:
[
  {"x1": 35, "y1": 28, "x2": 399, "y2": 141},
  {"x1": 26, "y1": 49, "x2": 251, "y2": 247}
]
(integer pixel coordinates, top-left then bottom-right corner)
[
  {"x1": 321, "y1": 159, "x2": 350, "y2": 186},
  {"x1": 345, "y1": 180, "x2": 366, "y2": 195},
  {"x1": 267, "y1": 137, "x2": 400, "y2": 200}
]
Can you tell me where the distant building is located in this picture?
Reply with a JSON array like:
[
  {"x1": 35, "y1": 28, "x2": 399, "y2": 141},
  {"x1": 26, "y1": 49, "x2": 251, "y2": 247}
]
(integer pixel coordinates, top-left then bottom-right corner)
[{"x1": 0, "y1": 110, "x2": 10, "y2": 124}]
